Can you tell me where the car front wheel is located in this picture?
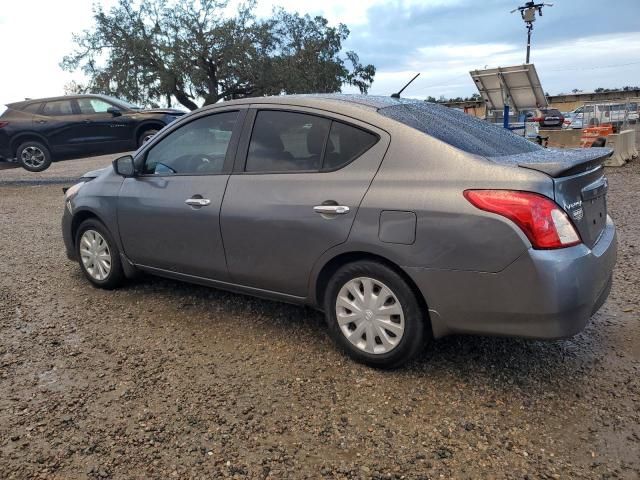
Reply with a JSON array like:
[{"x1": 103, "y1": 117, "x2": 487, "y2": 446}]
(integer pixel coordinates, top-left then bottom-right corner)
[
  {"x1": 324, "y1": 261, "x2": 427, "y2": 368},
  {"x1": 75, "y1": 219, "x2": 124, "y2": 289},
  {"x1": 138, "y1": 129, "x2": 159, "y2": 147}
]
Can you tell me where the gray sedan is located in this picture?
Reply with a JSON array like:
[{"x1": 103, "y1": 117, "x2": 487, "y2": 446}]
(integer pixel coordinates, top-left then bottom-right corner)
[{"x1": 61, "y1": 94, "x2": 617, "y2": 368}]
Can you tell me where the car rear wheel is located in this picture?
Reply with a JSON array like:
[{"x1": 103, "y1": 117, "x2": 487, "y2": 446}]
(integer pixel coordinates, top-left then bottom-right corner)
[
  {"x1": 16, "y1": 141, "x2": 52, "y2": 172},
  {"x1": 138, "y1": 129, "x2": 159, "y2": 147},
  {"x1": 75, "y1": 219, "x2": 124, "y2": 289},
  {"x1": 324, "y1": 261, "x2": 427, "y2": 368}
]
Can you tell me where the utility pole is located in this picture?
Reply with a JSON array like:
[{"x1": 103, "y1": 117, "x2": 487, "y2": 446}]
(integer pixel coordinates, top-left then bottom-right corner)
[{"x1": 511, "y1": 2, "x2": 553, "y2": 64}]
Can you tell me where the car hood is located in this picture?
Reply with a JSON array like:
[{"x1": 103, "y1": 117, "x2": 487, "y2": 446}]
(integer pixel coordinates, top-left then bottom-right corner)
[
  {"x1": 81, "y1": 166, "x2": 111, "y2": 179},
  {"x1": 137, "y1": 108, "x2": 185, "y2": 115}
]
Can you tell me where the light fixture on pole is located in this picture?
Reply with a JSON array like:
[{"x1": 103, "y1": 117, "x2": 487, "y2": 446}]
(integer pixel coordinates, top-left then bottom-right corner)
[{"x1": 510, "y1": 2, "x2": 553, "y2": 63}]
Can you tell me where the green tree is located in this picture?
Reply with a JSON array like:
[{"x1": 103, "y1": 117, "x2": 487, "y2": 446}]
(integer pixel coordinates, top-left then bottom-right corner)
[{"x1": 62, "y1": 0, "x2": 375, "y2": 110}]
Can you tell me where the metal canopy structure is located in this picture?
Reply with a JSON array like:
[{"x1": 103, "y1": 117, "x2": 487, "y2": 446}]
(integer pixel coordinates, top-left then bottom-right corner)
[{"x1": 470, "y1": 63, "x2": 547, "y2": 113}]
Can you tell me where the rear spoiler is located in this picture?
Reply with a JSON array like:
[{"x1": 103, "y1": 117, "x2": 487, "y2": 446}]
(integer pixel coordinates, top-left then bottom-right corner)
[{"x1": 489, "y1": 147, "x2": 613, "y2": 178}]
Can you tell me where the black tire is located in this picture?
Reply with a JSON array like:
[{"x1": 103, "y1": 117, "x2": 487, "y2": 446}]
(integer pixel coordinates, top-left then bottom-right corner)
[
  {"x1": 138, "y1": 129, "x2": 159, "y2": 147},
  {"x1": 324, "y1": 261, "x2": 427, "y2": 369},
  {"x1": 16, "y1": 140, "x2": 52, "y2": 172},
  {"x1": 75, "y1": 219, "x2": 125, "y2": 289},
  {"x1": 591, "y1": 137, "x2": 607, "y2": 147}
]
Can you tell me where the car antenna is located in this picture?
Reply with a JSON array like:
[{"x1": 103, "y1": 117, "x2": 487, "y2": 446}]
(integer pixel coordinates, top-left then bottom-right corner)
[{"x1": 391, "y1": 73, "x2": 420, "y2": 99}]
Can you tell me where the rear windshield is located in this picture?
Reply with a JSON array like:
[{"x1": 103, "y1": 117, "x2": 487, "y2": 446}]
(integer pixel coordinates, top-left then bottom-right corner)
[{"x1": 379, "y1": 102, "x2": 541, "y2": 157}]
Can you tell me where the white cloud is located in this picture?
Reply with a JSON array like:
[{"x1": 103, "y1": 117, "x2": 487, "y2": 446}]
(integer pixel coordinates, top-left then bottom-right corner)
[
  {"x1": 253, "y1": 0, "x2": 463, "y2": 26},
  {"x1": 362, "y1": 32, "x2": 640, "y2": 99},
  {"x1": 0, "y1": 0, "x2": 118, "y2": 105},
  {"x1": 0, "y1": 1, "x2": 638, "y2": 105}
]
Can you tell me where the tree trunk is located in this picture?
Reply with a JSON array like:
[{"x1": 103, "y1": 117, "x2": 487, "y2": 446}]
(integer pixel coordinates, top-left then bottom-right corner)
[{"x1": 172, "y1": 88, "x2": 199, "y2": 111}]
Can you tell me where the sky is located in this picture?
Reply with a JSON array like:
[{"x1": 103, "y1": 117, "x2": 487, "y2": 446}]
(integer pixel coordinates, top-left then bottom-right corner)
[{"x1": 0, "y1": 0, "x2": 639, "y2": 105}]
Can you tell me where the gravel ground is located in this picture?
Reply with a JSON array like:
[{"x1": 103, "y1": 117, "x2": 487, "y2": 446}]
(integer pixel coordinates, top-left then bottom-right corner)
[{"x1": 0, "y1": 156, "x2": 639, "y2": 479}]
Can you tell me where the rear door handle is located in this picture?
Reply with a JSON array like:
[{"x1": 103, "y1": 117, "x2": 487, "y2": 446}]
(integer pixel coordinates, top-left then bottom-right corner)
[
  {"x1": 185, "y1": 198, "x2": 211, "y2": 207},
  {"x1": 313, "y1": 205, "x2": 350, "y2": 215}
]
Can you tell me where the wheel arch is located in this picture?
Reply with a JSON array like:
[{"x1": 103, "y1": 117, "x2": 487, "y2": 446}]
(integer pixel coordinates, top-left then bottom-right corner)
[
  {"x1": 134, "y1": 121, "x2": 165, "y2": 142},
  {"x1": 312, "y1": 251, "x2": 431, "y2": 327},
  {"x1": 70, "y1": 209, "x2": 108, "y2": 249},
  {"x1": 10, "y1": 132, "x2": 51, "y2": 155}
]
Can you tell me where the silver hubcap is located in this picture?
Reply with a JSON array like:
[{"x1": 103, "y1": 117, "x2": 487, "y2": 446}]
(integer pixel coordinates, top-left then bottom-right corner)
[
  {"x1": 21, "y1": 146, "x2": 45, "y2": 168},
  {"x1": 335, "y1": 277, "x2": 405, "y2": 355},
  {"x1": 79, "y1": 230, "x2": 112, "y2": 281}
]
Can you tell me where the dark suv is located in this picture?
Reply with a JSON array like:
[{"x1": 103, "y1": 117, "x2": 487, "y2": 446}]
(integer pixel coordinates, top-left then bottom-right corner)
[
  {"x1": 0, "y1": 94, "x2": 185, "y2": 171},
  {"x1": 534, "y1": 108, "x2": 565, "y2": 129}
]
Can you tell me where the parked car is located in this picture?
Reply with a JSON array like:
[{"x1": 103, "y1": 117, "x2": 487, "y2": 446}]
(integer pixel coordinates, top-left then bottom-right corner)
[
  {"x1": 531, "y1": 108, "x2": 565, "y2": 129},
  {"x1": 0, "y1": 94, "x2": 185, "y2": 172},
  {"x1": 61, "y1": 95, "x2": 617, "y2": 368},
  {"x1": 564, "y1": 103, "x2": 639, "y2": 131}
]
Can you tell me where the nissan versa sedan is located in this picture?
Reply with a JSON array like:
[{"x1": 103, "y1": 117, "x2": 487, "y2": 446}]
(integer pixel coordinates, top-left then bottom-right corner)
[{"x1": 61, "y1": 94, "x2": 617, "y2": 368}]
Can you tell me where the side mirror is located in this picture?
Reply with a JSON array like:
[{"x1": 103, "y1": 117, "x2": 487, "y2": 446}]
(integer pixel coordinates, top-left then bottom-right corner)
[
  {"x1": 107, "y1": 106, "x2": 122, "y2": 117},
  {"x1": 112, "y1": 155, "x2": 136, "y2": 177}
]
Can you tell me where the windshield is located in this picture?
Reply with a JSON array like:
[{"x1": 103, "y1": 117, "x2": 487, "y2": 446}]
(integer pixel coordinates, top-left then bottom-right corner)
[
  {"x1": 100, "y1": 95, "x2": 142, "y2": 110},
  {"x1": 379, "y1": 102, "x2": 541, "y2": 157}
]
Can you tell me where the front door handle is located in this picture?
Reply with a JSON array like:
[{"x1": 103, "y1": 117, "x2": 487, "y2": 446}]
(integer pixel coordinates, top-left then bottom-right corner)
[
  {"x1": 313, "y1": 205, "x2": 350, "y2": 215},
  {"x1": 185, "y1": 198, "x2": 211, "y2": 207}
]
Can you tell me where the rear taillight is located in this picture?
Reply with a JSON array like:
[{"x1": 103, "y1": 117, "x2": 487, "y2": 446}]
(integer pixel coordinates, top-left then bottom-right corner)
[
  {"x1": 0, "y1": 121, "x2": 8, "y2": 128},
  {"x1": 464, "y1": 190, "x2": 581, "y2": 249}
]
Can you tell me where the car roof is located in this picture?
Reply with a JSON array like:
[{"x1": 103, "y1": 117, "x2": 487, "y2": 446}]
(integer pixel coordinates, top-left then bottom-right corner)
[
  {"x1": 6, "y1": 94, "x2": 113, "y2": 109},
  {"x1": 201, "y1": 94, "x2": 424, "y2": 116},
  {"x1": 5, "y1": 93, "x2": 420, "y2": 115}
]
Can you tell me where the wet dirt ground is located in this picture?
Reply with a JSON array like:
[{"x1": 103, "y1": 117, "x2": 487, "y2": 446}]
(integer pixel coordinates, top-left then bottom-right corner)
[{"x1": 0, "y1": 156, "x2": 639, "y2": 479}]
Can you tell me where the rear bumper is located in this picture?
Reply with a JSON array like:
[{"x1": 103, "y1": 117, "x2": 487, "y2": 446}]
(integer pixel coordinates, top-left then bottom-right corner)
[{"x1": 405, "y1": 216, "x2": 617, "y2": 339}]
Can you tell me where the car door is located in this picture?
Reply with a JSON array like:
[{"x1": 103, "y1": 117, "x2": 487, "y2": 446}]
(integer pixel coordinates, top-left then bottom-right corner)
[
  {"x1": 220, "y1": 106, "x2": 389, "y2": 297},
  {"x1": 75, "y1": 97, "x2": 134, "y2": 152},
  {"x1": 34, "y1": 99, "x2": 86, "y2": 154},
  {"x1": 117, "y1": 108, "x2": 245, "y2": 280}
]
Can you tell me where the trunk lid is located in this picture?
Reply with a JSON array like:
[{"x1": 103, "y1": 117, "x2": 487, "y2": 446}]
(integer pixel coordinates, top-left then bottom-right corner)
[
  {"x1": 489, "y1": 147, "x2": 612, "y2": 248},
  {"x1": 553, "y1": 164, "x2": 608, "y2": 248}
]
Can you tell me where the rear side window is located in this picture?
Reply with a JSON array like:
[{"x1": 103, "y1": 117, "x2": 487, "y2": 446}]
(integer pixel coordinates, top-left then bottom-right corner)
[
  {"x1": 379, "y1": 102, "x2": 541, "y2": 157},
  {"x1": 245, "y1": 110, "x2": 378, "y2": 173},
  {"x1": 42, "y1": 100, "x2": 74, "y2": 116},
  {"x1": 23, "y1": 103, "x2": 43, "y2": 114},
  {"x1": 246, "y1": 111, "x2": 330, "y2": 172},
  {"x1": 324, "y1": 121, "x2": 378, "y2": 170}
]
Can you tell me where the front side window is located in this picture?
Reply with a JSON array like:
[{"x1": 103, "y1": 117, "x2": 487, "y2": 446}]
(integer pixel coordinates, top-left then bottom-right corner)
[
  {"x1": 142, "y1": 111, "x2": 238, "y2": 175},
  {"x1": 245, "y1": 111, "x2": 330, "y2": 172},
  {"x1": 77, "y1": 98, "x2": 113, "y2": 114},
  {"x1": 42, "y1": 100, "x2": 74, "y2": 116}
]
